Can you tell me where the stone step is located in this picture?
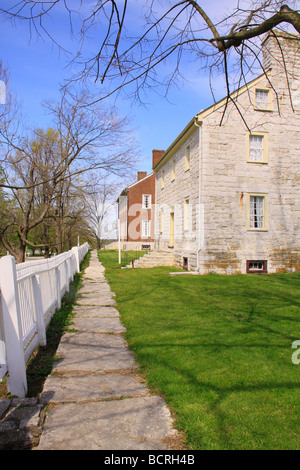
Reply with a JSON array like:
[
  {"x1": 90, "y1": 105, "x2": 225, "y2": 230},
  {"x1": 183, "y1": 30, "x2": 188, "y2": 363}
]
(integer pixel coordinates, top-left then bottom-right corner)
[{"x1": 124, "y1": 250, "x2": 175, "y2": 268}]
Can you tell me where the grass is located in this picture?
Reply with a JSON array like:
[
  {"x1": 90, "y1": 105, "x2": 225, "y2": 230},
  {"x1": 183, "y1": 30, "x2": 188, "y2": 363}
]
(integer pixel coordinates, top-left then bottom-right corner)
[
  {"x1": 0, "y1": 250, "x2": 91, "y2": 399},
  {"x1": 98, "y1": 250, "x2": 300, "y2": 450}
]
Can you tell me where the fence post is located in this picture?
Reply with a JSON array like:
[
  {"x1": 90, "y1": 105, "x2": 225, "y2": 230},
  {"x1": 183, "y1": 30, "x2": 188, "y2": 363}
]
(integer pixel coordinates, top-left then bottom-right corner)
[
  {"x1": 0, "y1": 256, "x2": 27, "y2": 397},
  {"x1": 0, "y1": 298, "x2": 7, "y2": 380},
  {"x1": 55, "y1": 267, "x2": 61, "y2": 310},
  {"x1": 72, "y1": 246, "x2": 80, "y2": 273},
  {"x1": 32, "y1": 275, "x2": 46, "y2": 347}
]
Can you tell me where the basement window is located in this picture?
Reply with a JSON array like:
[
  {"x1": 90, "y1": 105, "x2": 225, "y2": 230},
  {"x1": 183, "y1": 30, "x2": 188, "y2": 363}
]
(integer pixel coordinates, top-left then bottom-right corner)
[{"x1": 246, "y1": 260, "x2": 268, "y2": 274}]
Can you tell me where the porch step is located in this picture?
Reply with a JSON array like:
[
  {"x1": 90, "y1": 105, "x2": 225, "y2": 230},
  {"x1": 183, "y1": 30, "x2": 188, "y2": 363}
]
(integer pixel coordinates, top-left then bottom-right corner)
[{"x1": 124, "y1": 251, "x2": 175, "y2": 269}]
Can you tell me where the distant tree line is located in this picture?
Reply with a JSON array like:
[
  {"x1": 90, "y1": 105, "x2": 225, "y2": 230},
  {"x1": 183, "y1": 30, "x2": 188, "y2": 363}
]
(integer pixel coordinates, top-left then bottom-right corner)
[{"x1": 0, "y1": 64, "x2": 137, "y2": 262}]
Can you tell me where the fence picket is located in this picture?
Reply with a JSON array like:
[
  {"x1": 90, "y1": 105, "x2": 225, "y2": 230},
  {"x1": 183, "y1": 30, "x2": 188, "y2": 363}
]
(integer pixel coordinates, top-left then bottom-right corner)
[
  {"x1": 32, "y1": 275, "x2": 47, "y2": 347},
  {"x1": 0, "y1": 243, "x2": 89, "y2": 397}
]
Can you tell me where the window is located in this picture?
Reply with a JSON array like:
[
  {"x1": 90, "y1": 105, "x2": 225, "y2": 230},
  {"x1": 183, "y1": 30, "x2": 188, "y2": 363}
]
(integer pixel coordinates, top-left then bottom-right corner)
[
  {"x1": 185, "y1": 145, "x2": 190, "y2": 171},
  {"x1": 247, "y1": 194, "x2": 268, "y2": 231},
  {"x1": 160, "y1": 209, "x2": 164, "y2": 234},
  {"x1": 255, "y1": 88, "x2": 271, "y2": 110},
  {"x1": 142, "y1": 219, "x2": 151, "y2": 238},
  {"x1": 246, "y1": 260, "x2": 268, "y2": 274},
  {"x1": 184, "y1": 198, "x2": 190, "y2": 231},
  {"x1": 247, "y1": 133, "x2": 268, "y2": 163},
  {"x1": 142, "y1": 194, "x2": 151, "y2": 209},
  {"x1": 161, "y1": 170, "x2": 165, "y2": 189},
  {"x1": 172, "y1": 159, "x2": 175, "y2": 181},
  {"x1": 249, "y1": 135, "x2": 263, "y2": 162}
]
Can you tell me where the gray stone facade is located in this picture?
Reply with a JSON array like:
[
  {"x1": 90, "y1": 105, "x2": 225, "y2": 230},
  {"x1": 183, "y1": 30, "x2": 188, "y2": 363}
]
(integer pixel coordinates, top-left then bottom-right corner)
[{"x1": 154, "y1": 32, "x2": 300, "y2": 274}]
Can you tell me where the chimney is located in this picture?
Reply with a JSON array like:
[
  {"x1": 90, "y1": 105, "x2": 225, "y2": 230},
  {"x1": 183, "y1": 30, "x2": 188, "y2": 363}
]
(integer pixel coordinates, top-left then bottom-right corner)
[
  {"x1": 137, "y1": 171, "x2": 147, "y2": 181},
  {"x1": 152, "y1": 149, "x2": 165, "y2": 169},
  {"x1": 262, "y1": 31, "x2": 300, "y2": 78}
]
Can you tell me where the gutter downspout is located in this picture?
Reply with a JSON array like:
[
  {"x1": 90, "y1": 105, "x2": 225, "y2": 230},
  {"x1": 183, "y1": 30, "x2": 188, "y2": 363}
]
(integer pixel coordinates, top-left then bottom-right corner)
[{"x1": 194, "y1": 117, "x2": 203, "y2": 273}]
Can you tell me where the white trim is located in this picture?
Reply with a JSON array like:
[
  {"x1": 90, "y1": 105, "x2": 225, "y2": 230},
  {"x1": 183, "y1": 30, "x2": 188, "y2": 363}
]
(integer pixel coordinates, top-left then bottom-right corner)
[
  {"x1": 142, "y1": 194, "x2": 152, "y2": 209},
  {"x1": 142, "y1": 219, "x2": 151, "y2": 238}
]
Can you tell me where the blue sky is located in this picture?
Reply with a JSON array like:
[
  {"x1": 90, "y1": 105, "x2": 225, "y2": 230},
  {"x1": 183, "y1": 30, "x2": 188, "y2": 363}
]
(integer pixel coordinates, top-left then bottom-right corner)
[{"x1": 0, "y1": 1, "x2": 244, "y2": 176}]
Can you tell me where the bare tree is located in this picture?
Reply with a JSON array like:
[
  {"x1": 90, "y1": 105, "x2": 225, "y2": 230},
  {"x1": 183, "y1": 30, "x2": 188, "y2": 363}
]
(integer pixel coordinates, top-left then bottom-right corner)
[
  {"x1": 1, "y1": 1, "x2": 299, "y2": 106},
  {"x1": 0, "y1": 88, "x2": 137, "y2": 261},
  {"x1": 85, "y1": 181, "x2": 118, "y2": 250},
  {"x1": 0, "y1": 128, "x2": 63, "y2": 262}
]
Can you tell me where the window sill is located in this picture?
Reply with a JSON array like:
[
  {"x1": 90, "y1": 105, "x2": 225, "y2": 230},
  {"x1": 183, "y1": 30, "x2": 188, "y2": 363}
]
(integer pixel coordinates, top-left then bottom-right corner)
[
  {"x1": 247, "y1": 270, "x2": 268, "y2": 274},
  {"x1": 246, "y1": 160, "x2": 268, "y2": 164},
  {"x1": 254, "y1": 107, "x2": 273, "y2": 113},
  {"x1": 247, "y1": 228, "x2": 268, "y2": 232}
]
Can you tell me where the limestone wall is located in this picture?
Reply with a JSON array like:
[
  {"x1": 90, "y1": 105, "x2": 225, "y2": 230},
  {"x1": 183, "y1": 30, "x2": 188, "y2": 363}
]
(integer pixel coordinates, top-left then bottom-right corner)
[{"x1": 155, "y1": 33, "x2": 300, "y2": 274}]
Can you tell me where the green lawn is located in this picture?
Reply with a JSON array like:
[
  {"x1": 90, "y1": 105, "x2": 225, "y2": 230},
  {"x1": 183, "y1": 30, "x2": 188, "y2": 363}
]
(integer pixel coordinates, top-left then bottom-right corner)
[{"x1": 98, "y1": 250, "x2": 300, "y2": 450}]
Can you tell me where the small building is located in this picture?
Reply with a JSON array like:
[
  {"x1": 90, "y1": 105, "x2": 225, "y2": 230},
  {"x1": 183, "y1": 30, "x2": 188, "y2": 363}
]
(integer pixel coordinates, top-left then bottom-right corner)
[
  {"x1": 117, "y1": 150, "x2": 164, "y2": 250},
  {"x1": 152, "y1": 32, "x2": 300, "y2": 274}
]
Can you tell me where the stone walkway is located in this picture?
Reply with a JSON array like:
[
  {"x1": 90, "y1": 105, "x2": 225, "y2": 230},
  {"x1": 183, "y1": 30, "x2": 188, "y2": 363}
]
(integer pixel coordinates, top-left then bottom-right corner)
[{"x1": 36, "y1": 250, "x2": 179, "y2": 450}]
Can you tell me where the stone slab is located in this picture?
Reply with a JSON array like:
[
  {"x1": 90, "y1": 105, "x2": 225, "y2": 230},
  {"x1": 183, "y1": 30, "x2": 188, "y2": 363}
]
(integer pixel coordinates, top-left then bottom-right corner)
[
  {"x1": 0, "y1": 399, "x2": 10, "y2": 420},
  {"x1": 38, "y1": 396, "x2": 177, "y2": 450},
  {"x1": 72, "y1": 306, "x2": 120, "y2": 318},
  {"x1": 0, "y1": 398, "x2": 44, "y2": 450},
  {"x1": 72, "y1": 316, "x2": 126, "y2": 333},
  {"x1": 76, "y1": 296, "x2": 116, "y2": 306},
  {"x1": 53, "y1": 332, "x2": 138, "y2": 373},
  {"x1": 78, "y1": 284, "x2": 115, "y2": 296},
  {"x1": 40, "y1": 372, "x2": 149, "y2": 404}
]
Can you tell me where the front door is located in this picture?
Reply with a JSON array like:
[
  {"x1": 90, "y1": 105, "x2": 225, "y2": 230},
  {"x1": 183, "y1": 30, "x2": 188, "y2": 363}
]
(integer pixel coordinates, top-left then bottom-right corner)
[{"x1": 169, "y1": 212, "x2": 174, "y2": 248}]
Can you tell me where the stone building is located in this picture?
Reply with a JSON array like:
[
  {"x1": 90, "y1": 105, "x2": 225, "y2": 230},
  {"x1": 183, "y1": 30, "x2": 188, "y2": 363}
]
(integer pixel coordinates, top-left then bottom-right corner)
[
  {"x1": 152, "y1": 32, "x2": 300, "y2": 274},
  {"x1": 117, "y1": 150, "x2": 164, "y2": 250}
]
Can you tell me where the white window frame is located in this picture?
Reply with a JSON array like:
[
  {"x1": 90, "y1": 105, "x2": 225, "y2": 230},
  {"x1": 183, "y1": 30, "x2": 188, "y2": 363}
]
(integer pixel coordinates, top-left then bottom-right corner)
[
  {"x1": 184, "y1": 198, "x2": 190, "y2": 231},
  {"x1": 247, "y1": 193, "x2": 269, "y2": 231},
  {"x1": 185, "y1": 145, "x2": 190, "y2": 171},
  {"x1": 142, "y1": 219, "x2": 151, "y2": 238},
  {"x1": 254, "y1": 88, "x2": 272, "y2": 111},
  {"x1": 142, "y1": 194, "x2": 151, "y2": 209},
  {"x1": 160, "y1": 209, "x2": 164, "y2": 234},
  {"x1": 171, "y1": 159, "x2": 175, "y2": 181},
  {"x1": 246, "y1": 132, "x2": 268, "y2": 164}
]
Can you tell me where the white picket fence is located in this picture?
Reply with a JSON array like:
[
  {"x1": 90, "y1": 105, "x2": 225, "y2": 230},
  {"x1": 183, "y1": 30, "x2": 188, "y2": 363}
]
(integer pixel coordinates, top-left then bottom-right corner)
[{"x1": 0, "y1": 243, "x2": 89, "y2": 397}]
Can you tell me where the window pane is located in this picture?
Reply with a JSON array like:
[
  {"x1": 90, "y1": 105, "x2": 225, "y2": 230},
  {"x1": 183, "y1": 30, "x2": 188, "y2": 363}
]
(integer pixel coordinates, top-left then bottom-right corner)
[
  {"x1": 142, "y1": 220, "x2": 150, "y2": 237},
  {"x1": 160, "y1": 209, "x2": 163, "y2": 233},
  {"x1": 184, "y1": 199, "x2": 189, "y2": 231},
  {"x1": 143, "y1": 194, "x2": 151, "y2": 209},
  {"x1": 249, "y1": 135, "x2": 263, "y2": 161},
  {"x1": 256, "y1": 89, "x2": 269, "y2": 109},
  {"x1": 250, "y1": 196, "x2": 264, "y2": 228},
  {"x1": 185, "y1": 146, "x2": 190, "y2": 170}
]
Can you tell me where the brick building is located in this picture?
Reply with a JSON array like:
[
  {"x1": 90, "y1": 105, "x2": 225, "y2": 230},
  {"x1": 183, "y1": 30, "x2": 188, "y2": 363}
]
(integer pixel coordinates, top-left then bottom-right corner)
[{"x1": 117, "y1": 150, "x2": 164, "y2": 250}]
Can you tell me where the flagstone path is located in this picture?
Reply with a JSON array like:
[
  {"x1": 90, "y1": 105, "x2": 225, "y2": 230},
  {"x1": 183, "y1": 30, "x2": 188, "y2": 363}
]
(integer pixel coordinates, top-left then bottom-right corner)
[{"x1": 37, "y1": 250, "x2": 180, "y2": 450}]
